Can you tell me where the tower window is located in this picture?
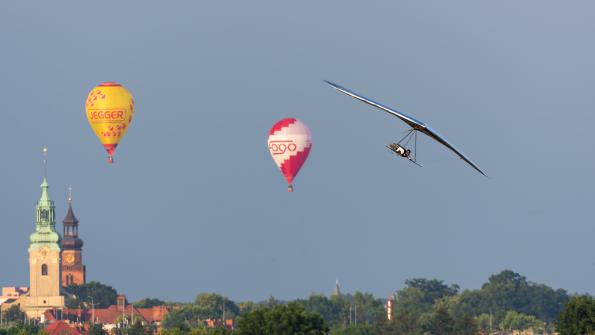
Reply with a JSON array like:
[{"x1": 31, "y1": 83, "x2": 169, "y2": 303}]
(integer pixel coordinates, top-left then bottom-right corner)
[{"x1": 41, "y1": 264, "x2": 48, "y2": 276}]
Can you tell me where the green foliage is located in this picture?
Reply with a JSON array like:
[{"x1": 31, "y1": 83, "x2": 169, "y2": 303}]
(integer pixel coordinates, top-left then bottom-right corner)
[
  {"x1": 499, "y1": 310, "x2": 542, "y2": 332},
  {"x1": 162, "y1": 293, "x2": 238, "y2": 330},
  {"x1": 475, "y1": 313, "x2": 492, "y2": 332},
  {"x1": 350, "y1": 292, "x2": 386, "y2": 325},
  {"x1": 393, "y1": 279, "x2": 459, "y2": 318},
  {"x1": 429, "y1": 303, "x2": 455, "y2": 335},
  {"x1": 456, "y1": 270, "x2": 569, "y2": 323},
  {"x1": 194, "y1": 293, "x2": 239, "y2": 320},
  {"x1": 297, "y1": 294, "x2": 344, "y2": 328},
  {"x1": 0, "y1": 324, "x2": 43, "y2": 335},
  {"x1": 161, "y1": 327, "x2": 232, "y2": 335},
  {"x1": 296, "y1": 292, "x2": 385, "y2": 329},
  {"x1": 390, "y1": 286, "x2": 477, "y2": 335},
  {"x1": 237, "y1": 301, "x2": 257, "y2": 315},
  {"x1": 88, "y1": 323, "x2": 107, "y2": 335},
  {"x1": 119, "y1": 320, "x2": 150, "y2": 335},
  {"x1": 329, "y1": 324, "x2": 375, "y2": 335},
  {"x1": 236, "y1": 302, "x2": 328, "y2": 335},
  {"x1": 557, "y1": 295, "x2": 595, "y2": 335},
  {"x1": 66, "y1": 281, "x2": 118, "y2": 308},
  {"x1": 162, "y1": 307, "x2": 192, "y2": 330},
  {"x1": 55, "y1": 270, "x2": 574, "y2": 335},
  {"x1": 1, "y1": 306, "x2": 25, "y2": 323},
  {"x1": 453, "y1": 313, "x2": 477, "y2": 335},
  {"x1": 133, "y1": 298, "x2": 166, "y2": 308},
  {"x1": 382, "y1": 310, "x2": 424, "y2": 335},
  {"x1": 404, "y1": 279, "x2": 459, "y2": 306}
]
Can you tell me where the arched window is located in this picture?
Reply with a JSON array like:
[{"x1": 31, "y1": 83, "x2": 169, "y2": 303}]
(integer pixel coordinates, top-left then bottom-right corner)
[{"x1": 41, "y1": 264, "x2": 48, "y2": 276}]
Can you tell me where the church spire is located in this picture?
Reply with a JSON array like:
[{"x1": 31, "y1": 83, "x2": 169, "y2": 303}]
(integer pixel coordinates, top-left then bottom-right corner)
[
  {"x1": 62, "y1": 187, "x2": 82, "y2": 244},
  {"x1": 29, "y1": 148, "x2": 61, "y2": 251},
  {"x1": 23, "y1": 148, "x2": 65, "y2": 317},
  {"x1": 333, "y1": 279, "x2": 341, "y2": 296},
  {"x1": 61, "y1": 186, "x2": 85, "y2": 287}
]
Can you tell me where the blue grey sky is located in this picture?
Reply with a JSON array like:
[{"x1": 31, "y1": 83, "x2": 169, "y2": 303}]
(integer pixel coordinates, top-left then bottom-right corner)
[{"x1": 1, "y1": 1, "x2": 594, "y2": 302}]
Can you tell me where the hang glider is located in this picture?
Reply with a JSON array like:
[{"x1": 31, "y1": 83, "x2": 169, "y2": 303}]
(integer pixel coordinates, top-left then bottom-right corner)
[{"x1": 324, "y1": 80, "x2": 487, "y2": 177}]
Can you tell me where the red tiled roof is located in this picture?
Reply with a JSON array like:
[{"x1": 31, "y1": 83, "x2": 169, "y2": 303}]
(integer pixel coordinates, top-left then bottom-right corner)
[
  {"x1": 59, "y1": 305, "x2": 169, "y2": 325},
  {"x1": 45, "y1": 321, "x2": 84, "y2": 335}
]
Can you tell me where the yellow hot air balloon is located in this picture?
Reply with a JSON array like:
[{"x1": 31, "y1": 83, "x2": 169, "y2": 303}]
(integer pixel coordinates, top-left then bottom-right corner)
[{"x1": 85, "y1": 82, "x2": 134, "y2": 163}]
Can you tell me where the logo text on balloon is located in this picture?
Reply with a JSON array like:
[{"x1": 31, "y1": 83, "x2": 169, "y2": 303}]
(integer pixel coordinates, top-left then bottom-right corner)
[
  {"x1": 88, "y1": 109, "x2": 127, "y2": 123},
  {"x1": 268, "y1": 141, "x2": 297, "y2": 155}
]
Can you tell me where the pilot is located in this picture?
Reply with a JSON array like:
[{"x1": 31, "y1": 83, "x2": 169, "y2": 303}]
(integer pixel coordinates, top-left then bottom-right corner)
[{"x1": 395, "y1": 145, "x2": 409, "y2": 158}]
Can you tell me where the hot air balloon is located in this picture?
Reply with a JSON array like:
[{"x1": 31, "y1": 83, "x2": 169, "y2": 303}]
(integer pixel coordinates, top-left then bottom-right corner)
[
  {"x1": 267, "y1": 118, "x2": 312, "y2": 192},
  {"x1": 85, "y1": 82, "x2": 134, "y2": 163}
]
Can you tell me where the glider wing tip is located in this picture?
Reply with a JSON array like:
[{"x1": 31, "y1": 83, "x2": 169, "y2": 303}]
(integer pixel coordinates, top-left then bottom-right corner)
[{"x1": 323, "y1": 80, "x2": 336, "y2": 87}]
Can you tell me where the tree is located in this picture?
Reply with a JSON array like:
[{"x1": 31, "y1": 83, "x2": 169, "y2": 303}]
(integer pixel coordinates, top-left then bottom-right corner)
[
  {"x1": 499, "y1": 310, "x2": 541, "y2": 332},
  {"x1": 297, "y1": 294, "x2": 343, "y2": 328},
  {"x1": 557, "y1": 295, "x2": 595, "y2": 335},
  {"x1": 475, "y1": 313, "x2": 492, "y2": 333},
  {"x1": 0, "y1": 323, "x2": 43, "y2": 335},
  {"x1": 386, "y1": 309, "x2": 425, "y2": 335},
  {"x1": 162, "y1": 307, "x2": 192, "y2": 330},
  {"x1": 329, "y1": 324, "x2": 375, "y2": 335},
  {"x1": 404, "y1": 279, "x2": 459, "y2": 306},
  {"x1": 236, "y1": 303, "x2": 328, "y2": 335},
  {"x1": 66, "y1": 281, "x2": 118, "y2": 308},
  {"x1": 134, "y1": 298, "x2": 166, "y2": 308},
  {"x1": 457, "y1": 270, "x2": 569, "y2": 324},
  {"x1": 122, "y1": 320, "x2": 151, "y2": 335},
  {"x1": 238, "y1": 301, "x2": 257, "y2": 315},
  {"x1": 351, "y1": 292, "x2": 386, "y2": 325},
  {"x1": 194, "y1": 293, "x2": 239, "y2": 320},
  {"x1": 453, "y1": 313, "x2": 477, "y2": 335},
  {"x1": 88, "y1": 323, "x2": 107, "y2": 335},
  {"x1": 429, "y1": 303, "x2": 455, "y2": 335},
  {"x1": 1, "y1": 305, "x2": 25, "y2": 323}
]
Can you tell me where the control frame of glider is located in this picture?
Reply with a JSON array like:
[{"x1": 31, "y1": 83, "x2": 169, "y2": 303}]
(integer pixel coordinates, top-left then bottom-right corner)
[{"x1": 324, "y1": 80, "x2": 487, "y2": 177}]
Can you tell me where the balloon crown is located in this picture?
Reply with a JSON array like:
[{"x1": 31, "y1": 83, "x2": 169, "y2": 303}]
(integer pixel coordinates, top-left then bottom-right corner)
[{"x1": 98, "y1": 82, "x2": 122, "y2": 87}]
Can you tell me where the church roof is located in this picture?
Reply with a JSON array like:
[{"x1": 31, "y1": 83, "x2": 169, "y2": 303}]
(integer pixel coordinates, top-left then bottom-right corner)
[
  {"x1": 63, "y1": 204, "x2": 79, "y2": 225},
  {"x1": 62, "y1": 199, "x2": 83, "y2": 249}
]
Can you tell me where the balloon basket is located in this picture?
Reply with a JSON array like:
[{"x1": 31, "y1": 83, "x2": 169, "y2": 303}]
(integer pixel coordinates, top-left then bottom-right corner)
[
  {"x1": 107, "y1": 155, "x2": 114, "y2": 164},
  {"x1": 287, "y1": 185, "x2": 294, "y2": 192}
]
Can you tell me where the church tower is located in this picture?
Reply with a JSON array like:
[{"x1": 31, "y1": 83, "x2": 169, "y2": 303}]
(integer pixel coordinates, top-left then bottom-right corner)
[
  {"x1": 61, "y1": 188, "x2": 86, "y2": 287},
  {"x1": 22, "y1": 150, "x2": 64, "y2": 318}
]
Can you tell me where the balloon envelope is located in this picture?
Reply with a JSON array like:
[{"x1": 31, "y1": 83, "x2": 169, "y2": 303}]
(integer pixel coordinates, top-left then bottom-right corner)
[
  {"x1": 85, "y1": 82, "x2": 134, "y2": 163},
  {"x1": 267, "y1": 118, "x2": 312, "y2": 191}
]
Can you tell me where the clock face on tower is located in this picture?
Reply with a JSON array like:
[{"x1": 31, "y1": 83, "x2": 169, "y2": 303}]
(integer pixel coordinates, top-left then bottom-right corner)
[{"x1": 64, "y1": 254, "x2": 75, "y2": 264}]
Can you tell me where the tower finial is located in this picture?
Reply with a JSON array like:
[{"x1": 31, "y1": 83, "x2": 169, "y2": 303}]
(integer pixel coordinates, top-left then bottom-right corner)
[
  {"x1": 68, "y1": 185, "x2": 73, "y2": 204},
  {"x1": 42, "y1": 147, "x2": 48, "y2": 179}
]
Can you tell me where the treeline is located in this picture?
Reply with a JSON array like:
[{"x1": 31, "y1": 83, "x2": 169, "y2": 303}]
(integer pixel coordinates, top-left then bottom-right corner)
[
  {"x1": 385, "y1": 270, "x2": 571, "y2": 334},
  {"x1": 156, "y1": 270, "x2": 591, "y2": 334},
  {"x1": 3, "y1": 270, "x2": 593, "y2": 335}
]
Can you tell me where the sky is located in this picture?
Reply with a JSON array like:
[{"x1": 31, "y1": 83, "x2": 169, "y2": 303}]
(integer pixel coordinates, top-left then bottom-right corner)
[{"x1": 0, "y1": 1, "x2": 594, "y2": 303}]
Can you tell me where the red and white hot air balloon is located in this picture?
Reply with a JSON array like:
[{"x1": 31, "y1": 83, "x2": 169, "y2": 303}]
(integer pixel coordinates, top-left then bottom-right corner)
[{"x1": 267, "y1": 118, "x2": 312, "y2": 192}]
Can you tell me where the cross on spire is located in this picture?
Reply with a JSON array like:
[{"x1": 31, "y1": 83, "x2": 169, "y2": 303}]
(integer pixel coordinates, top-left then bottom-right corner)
[
  {"x1": 42, "y1": 147, "x2": 48, "y2": 179},
  {"x1": 68, "y1": 185, "x2": 73, "y2": 204}
]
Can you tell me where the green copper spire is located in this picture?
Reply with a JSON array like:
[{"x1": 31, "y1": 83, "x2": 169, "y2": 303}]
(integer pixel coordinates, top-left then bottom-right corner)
[{"x1": 29, "y1": 150, "x2": 61, "y2": 251}]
